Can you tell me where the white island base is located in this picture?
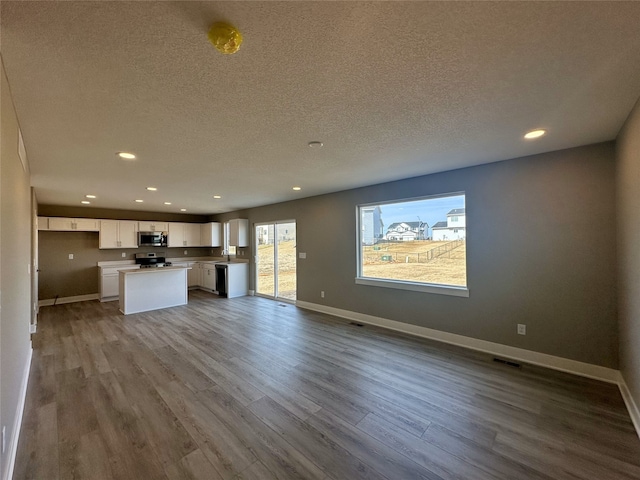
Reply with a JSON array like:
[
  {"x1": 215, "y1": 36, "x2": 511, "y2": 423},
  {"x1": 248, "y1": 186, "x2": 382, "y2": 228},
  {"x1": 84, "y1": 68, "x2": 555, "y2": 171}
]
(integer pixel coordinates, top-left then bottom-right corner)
[{"x1": 119, "y1": 266, "x2": 189, "y2": 315}]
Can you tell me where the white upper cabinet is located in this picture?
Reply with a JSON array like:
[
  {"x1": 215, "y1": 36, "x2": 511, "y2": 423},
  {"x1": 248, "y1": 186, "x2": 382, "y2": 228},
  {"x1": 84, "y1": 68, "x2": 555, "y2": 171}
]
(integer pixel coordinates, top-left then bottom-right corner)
[
  {"x1": 168, "y1": 223, "x2": 202, "y2": 247},
  {"x1": 201, "y1": 222, "x2": 222, "y2": 247},
  {"x1": 44, "y1": 217, "x2": 100, "y2": 231},
  {"x1": 168, "y1": 223, "x2": 185, "y2": 247},
  {"x1": 228, "y1": 219, "x2": 249, "y2": 247},
  {"x1": 37, "y1": 217, "x2": 49, "y2": 230},
  {"x1": 138, "y1": 221, "x2": 169, "y2": 232},
  {"x1": 99, "y1": 220, "x2": 138, "y2": 249},
  {"x1": 185, "y1": 223, "x2": 201, "y2": 247}
]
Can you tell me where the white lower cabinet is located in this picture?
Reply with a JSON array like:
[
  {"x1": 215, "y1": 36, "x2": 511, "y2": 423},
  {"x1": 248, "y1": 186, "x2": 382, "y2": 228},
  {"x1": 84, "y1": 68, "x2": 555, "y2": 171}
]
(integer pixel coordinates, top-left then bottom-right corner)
[
  {"x1": 202, "y1": 265, "x2": 216, "y2": 290},
  {"x1": 188, "y1": 262, "x2": 202, "y2": 287},
  {"x1": 99, "y1": 265, "x2": 140, "y2": 301}
]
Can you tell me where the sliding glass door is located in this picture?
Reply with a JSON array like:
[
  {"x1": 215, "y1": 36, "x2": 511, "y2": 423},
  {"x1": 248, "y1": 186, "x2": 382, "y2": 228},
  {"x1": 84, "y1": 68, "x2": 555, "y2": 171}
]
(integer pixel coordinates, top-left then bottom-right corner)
[{"x1": 256, "y1": 221, "x2": 296, "y2": 301}]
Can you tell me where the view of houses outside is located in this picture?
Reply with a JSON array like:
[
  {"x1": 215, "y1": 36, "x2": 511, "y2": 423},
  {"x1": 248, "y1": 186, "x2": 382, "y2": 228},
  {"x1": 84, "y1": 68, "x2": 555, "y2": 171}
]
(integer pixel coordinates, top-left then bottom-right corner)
[{"x1": 360, "y1": 194, "x2": 466, "y2": 286}]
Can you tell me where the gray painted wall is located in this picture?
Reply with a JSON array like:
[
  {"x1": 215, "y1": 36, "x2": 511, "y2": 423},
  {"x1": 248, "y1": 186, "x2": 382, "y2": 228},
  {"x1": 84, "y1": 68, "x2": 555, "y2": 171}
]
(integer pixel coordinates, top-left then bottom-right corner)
[
  {"x1": 214, "y1": 142, "x2": 618, "y2": 368},
  {"x1": 1, "y1": 60, "x2": 32, "y2": 479},
  {"x1": 617, "y1": 98, "x2": 640, "y2": 412}
]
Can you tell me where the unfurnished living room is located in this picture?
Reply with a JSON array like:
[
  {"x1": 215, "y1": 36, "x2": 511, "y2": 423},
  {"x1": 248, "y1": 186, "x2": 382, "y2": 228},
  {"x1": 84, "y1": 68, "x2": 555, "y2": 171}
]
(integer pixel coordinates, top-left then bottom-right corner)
[{"x1": 1, "y1": 2, "x2": 640, "y2": 479}]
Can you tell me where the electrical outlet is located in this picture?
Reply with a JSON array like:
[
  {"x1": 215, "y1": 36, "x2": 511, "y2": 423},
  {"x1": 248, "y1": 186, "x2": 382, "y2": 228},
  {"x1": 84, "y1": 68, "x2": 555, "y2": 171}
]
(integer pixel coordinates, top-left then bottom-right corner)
[
  {"x1": 121, "y1": 252, "x2": 126, "y2": 258},
  {"x1": 321, "y1": 291, "x2": 325, "y2": 298},
  {"x1": 299, "y1": 252, "x2": 307, "y2": 259},
  {"x1": 184, "y1": 250, "x2": 188, "y2": 255},
  {"x1": 517, "y1": 324, "x2": 526, "y2": 335},
  {"x1": 68, "y1": 253, "x2": 74, "y2": 260}
]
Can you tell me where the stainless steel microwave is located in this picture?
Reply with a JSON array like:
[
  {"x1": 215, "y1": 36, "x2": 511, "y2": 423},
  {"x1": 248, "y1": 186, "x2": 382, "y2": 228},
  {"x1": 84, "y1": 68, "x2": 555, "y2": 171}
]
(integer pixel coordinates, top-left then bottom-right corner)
[{"x1": 138, "y1": 231, "x2": 167, "y2": 247}]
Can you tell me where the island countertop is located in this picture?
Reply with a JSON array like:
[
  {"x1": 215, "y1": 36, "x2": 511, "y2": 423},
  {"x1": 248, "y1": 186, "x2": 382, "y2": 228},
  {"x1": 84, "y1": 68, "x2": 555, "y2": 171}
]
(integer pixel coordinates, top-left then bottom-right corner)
[{"x1": 118, "y1": 265, "x2": 190, "y2": 275}]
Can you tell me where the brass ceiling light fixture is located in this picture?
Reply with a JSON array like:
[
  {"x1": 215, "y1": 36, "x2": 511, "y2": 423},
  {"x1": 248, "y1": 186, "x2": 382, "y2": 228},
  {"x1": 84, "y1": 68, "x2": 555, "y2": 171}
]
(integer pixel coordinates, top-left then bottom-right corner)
[{"x1": 208, "y1": 22, "x2": 243, "y2": 54}]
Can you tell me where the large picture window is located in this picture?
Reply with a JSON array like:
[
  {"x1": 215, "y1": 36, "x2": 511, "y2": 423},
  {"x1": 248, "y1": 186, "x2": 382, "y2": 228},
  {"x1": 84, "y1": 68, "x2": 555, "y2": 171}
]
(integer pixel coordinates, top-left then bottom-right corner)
[{"x1": 356, "y1": 192, "x2": 468, "y2": 296}]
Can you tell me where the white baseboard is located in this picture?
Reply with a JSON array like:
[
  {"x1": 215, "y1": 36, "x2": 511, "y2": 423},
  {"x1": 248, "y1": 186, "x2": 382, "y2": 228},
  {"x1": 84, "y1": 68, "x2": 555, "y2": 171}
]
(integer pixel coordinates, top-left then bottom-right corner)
[
  {"x1": 3, "y1": 347, "x2": 32, "y2": 480},
  {"x1": 38, "y1": 293, "x2": 99, "y2": 307},
  {"x1": 296, "y1": 301, "x2": 621, "y2": 384},
  {"x1": 619, "y1": 378, "x2": 640, "y2": 440}
]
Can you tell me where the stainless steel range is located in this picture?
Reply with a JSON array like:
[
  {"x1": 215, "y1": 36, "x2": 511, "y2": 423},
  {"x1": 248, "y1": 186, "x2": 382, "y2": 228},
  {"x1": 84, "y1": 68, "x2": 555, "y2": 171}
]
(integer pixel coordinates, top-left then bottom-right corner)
[{"x1": 135, "y1": 252, "x2": 170, "y2": 268}]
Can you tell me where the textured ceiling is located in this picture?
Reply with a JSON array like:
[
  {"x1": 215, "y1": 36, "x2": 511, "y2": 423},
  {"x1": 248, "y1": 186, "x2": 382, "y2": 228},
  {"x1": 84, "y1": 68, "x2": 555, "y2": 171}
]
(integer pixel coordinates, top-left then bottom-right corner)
[{"x1": 2, "y1": 1, "x2": 640, "y2": 215}]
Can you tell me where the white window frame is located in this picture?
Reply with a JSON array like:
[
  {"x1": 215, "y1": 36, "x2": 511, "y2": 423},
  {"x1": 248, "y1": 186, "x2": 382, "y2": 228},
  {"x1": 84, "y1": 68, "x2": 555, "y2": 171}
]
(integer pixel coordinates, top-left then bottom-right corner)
[{"x1": 355, "y1": 192, "x2": 469, "y2": 298}]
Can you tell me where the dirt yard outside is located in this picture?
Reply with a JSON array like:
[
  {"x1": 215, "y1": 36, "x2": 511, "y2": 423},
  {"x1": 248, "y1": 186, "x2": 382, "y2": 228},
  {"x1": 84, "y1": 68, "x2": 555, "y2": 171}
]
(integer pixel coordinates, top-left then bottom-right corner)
[
  {"x1": 256, "y1": 240, "x2": 297, "y2": 300},
  {"x1": 256, "y1": 239, "x2": 466, "y2": 298},
  {"x1": 362, "y1": 240, "x2": 466, "y2": 286}
]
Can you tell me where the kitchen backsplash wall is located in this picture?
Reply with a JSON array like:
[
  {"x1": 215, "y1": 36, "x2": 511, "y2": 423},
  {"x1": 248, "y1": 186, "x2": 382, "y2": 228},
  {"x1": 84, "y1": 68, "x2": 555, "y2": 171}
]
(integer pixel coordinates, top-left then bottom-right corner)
[{"x1": 38, "y1": 231, "x2": 212, "y2": 300}]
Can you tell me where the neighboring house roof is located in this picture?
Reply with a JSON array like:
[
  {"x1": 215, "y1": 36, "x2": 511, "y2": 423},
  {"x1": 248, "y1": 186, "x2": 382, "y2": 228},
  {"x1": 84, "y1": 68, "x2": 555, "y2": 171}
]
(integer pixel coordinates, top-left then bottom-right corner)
[
  {"x1": 432, "y1": 221, "x2": 448, "y2": 228},
  {"x1": 387, "y1": 222, "x2": 425, "y2": 230},
  {"x1": 447, "y1": 208, "x2": 465, "y2": 215}
]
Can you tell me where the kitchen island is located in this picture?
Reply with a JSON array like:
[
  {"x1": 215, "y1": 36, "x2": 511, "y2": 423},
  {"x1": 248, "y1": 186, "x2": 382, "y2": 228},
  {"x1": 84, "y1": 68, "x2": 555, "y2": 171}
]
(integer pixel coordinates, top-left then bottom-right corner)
[{"x1": 119, "y1": 266, "x2": 189, "y2": 315}]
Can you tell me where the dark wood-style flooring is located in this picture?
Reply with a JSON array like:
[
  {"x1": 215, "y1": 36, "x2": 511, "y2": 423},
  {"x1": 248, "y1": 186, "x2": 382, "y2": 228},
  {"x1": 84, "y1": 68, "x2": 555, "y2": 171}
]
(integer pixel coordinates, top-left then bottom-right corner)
[{"x1": 14, "y1": 290, "x2": 640, "y2": 479}]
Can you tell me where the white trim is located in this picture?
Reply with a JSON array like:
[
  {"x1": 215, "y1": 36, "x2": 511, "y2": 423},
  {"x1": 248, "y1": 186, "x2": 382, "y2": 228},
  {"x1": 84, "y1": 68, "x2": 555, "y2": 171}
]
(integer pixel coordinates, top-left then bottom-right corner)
[
  {"x1": 3, "y1": 347, "x2": 32, "y2": 480},
  {"x1": 619, "y1": 378, "x2": 640, "y2": 439},
  {"x1": 38, "y1": 293, "x2": 99, "y2": 307},
  {"x1": 296, "y1": 301, "x2": 620, "y2": 384},
  {"x1": 355, "y1": 277, "x2": 469, "y2": 297}
]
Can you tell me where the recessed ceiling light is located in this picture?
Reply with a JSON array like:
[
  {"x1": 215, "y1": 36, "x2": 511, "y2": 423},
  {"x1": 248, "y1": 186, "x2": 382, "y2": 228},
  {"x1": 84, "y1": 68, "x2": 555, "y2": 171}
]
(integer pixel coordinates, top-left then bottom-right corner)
[
  {"x1": 308, "y1": 141, "x2": 323, "y2": 148},
  {"x1": 81, "y1": 201, "x2": 90, "y2": 204},
  {"x1": 135, "y1": 199, "x2": 144, "y2": 203},
  {"x1": 293, "y1": 186, "x2": 302, "y2": 191},
  {"x1": 146, "y1": 187, "x2": 157, "y2": 191},
  {"x1": 524, "y1": 129, "x2": 546, "y2": 139},
  {"x1": 213, "y1": 195, "x2": 222, "y2": 199},
  {"x1": 85, "y1": 194, "x2": 96, "y2": 199},
  {"x1": 117, "y1": 152, "x2": 136, "y2": 160},
  {"x1": 180, "y1": 208, "x2": 187, "y2": 212},
  {"x1": 164, "y1": 202, "x2": 172, "y2": 205}
]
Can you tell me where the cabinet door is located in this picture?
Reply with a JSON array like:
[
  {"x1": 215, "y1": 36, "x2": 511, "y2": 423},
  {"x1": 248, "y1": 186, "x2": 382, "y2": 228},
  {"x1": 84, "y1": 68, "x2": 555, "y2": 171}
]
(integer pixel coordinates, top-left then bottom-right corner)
[
  {"x1": 201, "y1": 222, "x2": 222, "y2": 247},
  {"x1": 229, "y1": 219, "x2": 249, "y2": 247},
  {"x1": 101, "y1": 275, "x2": 119, "y2": 298},
  {"x1": 74, "y1": 218, "x2": 100, "y2": 231},
  {"x1": 185, "y1": 224, "x2": 201, "y2": 247},
  {"x1": 168, "y1": 223, "x2": 185, "y2": 247},
  {"x1": 187, "y1": 263, "x2": 201, "y2": 287},
  {"x1": 37, "y1": 217, "x2": 49, "y2": 230},
  {"x1": 139, "y1": 221, "x2": 169, "y2": 232},
  {"x1": 48, "y1": 217, "x2": 74, "y2": 231},
  {"x1": 99, "y1": 220, "x2": 119, "y2": 248},
  {"x1": 203, "y1": 267, "x2": 216, "y2": 290},
  {"x1": 119, "y1": 221, "x2": 138, "y2": 248}
]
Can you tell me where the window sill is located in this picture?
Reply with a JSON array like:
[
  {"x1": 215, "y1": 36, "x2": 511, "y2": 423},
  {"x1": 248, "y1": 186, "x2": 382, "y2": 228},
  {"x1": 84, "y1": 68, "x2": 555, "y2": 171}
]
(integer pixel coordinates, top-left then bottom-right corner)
[{"x1": 355, "y1": 277, "x2": 469, "y2": 297}]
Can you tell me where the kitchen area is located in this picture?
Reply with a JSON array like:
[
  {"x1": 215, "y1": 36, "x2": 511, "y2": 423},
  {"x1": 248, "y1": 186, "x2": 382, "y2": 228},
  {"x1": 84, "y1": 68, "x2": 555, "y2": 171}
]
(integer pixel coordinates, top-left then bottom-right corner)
[{"x1": 37, "y1": 214, "x2": 250, "y2": 314}]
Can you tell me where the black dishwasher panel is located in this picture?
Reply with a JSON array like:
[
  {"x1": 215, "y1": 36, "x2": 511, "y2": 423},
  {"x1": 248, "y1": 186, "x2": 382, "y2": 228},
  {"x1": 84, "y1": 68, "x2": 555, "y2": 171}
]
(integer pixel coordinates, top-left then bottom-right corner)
[{"x1": 215, "y1": 264, "x2": 227, "y2": 297}]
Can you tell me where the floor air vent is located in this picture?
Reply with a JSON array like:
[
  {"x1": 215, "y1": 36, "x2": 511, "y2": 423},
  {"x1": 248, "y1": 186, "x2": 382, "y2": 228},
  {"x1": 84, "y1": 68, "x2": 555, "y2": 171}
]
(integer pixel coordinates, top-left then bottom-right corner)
[{"x1": 493, "y1": 357, "x2": 521, "y2": 368}]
